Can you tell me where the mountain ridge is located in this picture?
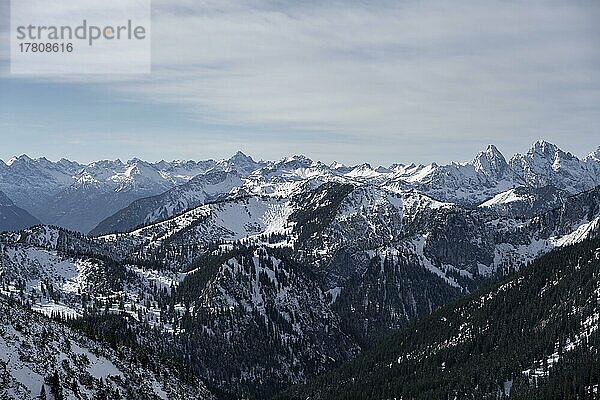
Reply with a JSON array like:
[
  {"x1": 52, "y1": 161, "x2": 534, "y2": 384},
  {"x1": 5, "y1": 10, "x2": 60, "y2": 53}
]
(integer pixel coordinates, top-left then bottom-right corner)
[
  {"x1": 85, "y1": 140, "x2": 600, "y2": 236},
  {"x1": 0, "y1": 189, "x2": 41, "y2": 232}
]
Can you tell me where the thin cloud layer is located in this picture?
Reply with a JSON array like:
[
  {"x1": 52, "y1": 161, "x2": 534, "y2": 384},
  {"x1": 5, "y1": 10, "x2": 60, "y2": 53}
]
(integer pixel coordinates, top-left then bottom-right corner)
[{"x1": 0, "y1": 0, "x2": 598, "y2": 163}]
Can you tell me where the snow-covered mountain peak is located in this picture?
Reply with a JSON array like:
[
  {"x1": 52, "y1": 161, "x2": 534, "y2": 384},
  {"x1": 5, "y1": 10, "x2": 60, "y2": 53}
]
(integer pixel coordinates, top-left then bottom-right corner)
[
  {"x1": 154, "y1": 159, "x2": 217, "y2": 179},
  {"x1": 346, "y1": 163, "x2": 381, "y2": 179},
  {"x1": 389, "y1": 163, "x2": 421, "y2": 175},
  {"x1": 401, "y1": 163, "x2": 437, "y2": 183},
  {"x1": 584, "y1": 146, "x2": 600, "y2": 163},
  {"x1": 529, "y1": 139, "x2": 556, "y2": 152},
  {"x1": 218, "y1": 151, "x2": 264, "y2": 175},
  {"x1": 356, "y1": 162, "x2": 373, "y2": 169},
  {"x1": 2, "y1": 146, "x2": 600, "y2": 399},
  {"x1": 1, "y1": 155, "x2": 83, "y2": 173},
  {"x1": 229, "y1": 150, "x2": 254, "y2": 162},
  {"x1": 124, "y1": 159, "x2": 158, "y2": 177},
  {"x1": 527, "y1": 140, "x2": 576, "y2": 162},
  {"x1": 259, "y1": 155, "x2": 317, "y2": 176},
  {"x1": 482, "y1": 144, "x2": 503, "y2": 158},
  {"x1": 5, "y1": 154, "x2": 33, "y2": 166},
  {"x1": 280, "y1": 154, "x2": 313, "y2": 166},
  {"x1": 86, "y1": 159, "x2": 126, "y2": 171},
  {"x1": 473, "y1": 144, "x2": 508, "y2": 178},
  {"x1": 74, "y1": 171, "x2": 102, "y2": 187},
  {"x1": 329, "y1": 161, "x2": 354, "y2": 175},
  {"x1": 508, "y1": 141, "x2": 596, "y2": 193}
]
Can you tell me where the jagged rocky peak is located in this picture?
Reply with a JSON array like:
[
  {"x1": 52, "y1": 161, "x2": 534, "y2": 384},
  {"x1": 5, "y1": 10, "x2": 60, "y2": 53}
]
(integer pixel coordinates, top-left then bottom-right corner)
[
  {"x1": 584, "y1": 146, "x2": 600, "y2": 163},
  {"x1": 526, "y1": 139, "x2": 578, "y2": 163},
  {"x1": 530, "y1": 139, "x2": 560, "y2": 155},
  {"x1": 283, "y1": 154, "x2": 312, "y2": 163},
  {"x1": 220, "y1": 150, "x2": 264, "y2": 174},
  {"x1": 4, "y1": 154, "x2": 36, "y2": 168},
  {"x1": 125, "y1": 158, "x2": 160, "y2": 176},
  {"x1": 7, "y1": 154, "x2": 33, "y2": 163},
  {"x1": 355, "y1": 162, "x2": 373, "y2": 170},
  {"x1": 349, "y1": 162, "x2": 374, "y2": 173},
  {"x1": 3, "y1": 154, "x2": 55, "y2": 168},
  {"x1": 327, "y1": 161, "x2": 353, "y2": 175},
  {"x1": 56, "y1": 157, "x2": 84, "y2": 171},
  {"x1": 507, "y1": 140, "x2": 597, "y2": 193},
  {"x1": 346, "y1": 163, "x2": 382, "y2": 178},
  {"x1": 276, "y1": 154, "x2": 314, "y2": 169},
  {"x1": 86, "y1": 158, "x2": 126, "y2": 171},
  {"x1": 229, "y1": 150, "x2": 254, "y2": 162},
  {"x1": 473, "y1": 144, "x2": 508, "y2": 178},
  {"x1": 375, "y1": 165, "x2": 392, "y2": 173},
  {"x1": 126, "y1": 157, "x2": 154, "y2": 169}
]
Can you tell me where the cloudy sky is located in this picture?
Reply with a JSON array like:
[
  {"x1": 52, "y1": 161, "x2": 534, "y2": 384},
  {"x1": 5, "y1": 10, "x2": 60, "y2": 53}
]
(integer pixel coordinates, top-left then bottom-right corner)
[{"x1": 0, "y1": 0, "x2": 598, "y2": 165}]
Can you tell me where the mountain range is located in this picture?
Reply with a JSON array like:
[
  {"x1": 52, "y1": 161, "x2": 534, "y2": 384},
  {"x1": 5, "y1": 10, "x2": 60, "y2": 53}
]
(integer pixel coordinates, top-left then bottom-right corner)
[
  {"x1": 0, "y1": 140, "x2": 599, "y2": 399},
  {"x1": 0, "y1": 155, "x2": 215, "y2": 233},
  {"x1": 0, "y1": 140, "x2": 598, "y2": 235}
]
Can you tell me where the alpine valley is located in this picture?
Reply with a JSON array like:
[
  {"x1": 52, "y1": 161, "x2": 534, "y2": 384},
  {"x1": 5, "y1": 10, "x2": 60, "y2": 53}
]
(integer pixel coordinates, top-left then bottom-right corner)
[{"x1": 0, "y1": 140, "x2": 599, "y2": 399}]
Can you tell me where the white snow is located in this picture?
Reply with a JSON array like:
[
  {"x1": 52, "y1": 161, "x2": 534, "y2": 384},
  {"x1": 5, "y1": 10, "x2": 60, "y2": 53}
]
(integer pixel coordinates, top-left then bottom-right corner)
[
  {"x1": 550, "y1": 217, "x2": 600, "y2": 247},
  {"x1": 0, "y1": 332, "x2": 44, "y2": 397},
  {"x1": 326, "y1": 287, "x2": 342, "y2": 304},
  {"x1": 71, "y1": 344, "x2": 122, "y2": 379},
  {"x1": 479, "y1": 188, "x2": 530, "y2": 208}
]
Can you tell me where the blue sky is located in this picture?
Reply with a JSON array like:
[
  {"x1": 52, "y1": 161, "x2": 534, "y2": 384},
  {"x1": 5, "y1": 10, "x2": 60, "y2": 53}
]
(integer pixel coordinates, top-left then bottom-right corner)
[{"x1": 0, "y1": 0, "x2": 599, "y2": 165}]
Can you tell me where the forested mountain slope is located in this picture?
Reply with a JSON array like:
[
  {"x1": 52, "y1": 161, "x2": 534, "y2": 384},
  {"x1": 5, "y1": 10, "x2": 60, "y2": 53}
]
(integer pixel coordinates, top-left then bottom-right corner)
[
  {"x1": 280, "y1": 237, "x2": 600, "y2": 399},
  {"x1": 0, "y1": 296, "x2": 214, "y2": 400}
]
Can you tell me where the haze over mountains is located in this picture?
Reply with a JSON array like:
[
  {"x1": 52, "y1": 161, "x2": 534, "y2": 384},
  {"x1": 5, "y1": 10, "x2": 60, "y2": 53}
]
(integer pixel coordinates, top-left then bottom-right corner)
[
  {"x1": 0, "y1": 189, "x2": 40, "y2": 232},
  {"x1": 0, "y1": 155, "x2": 215, "y2": 233},
  {"x1": 0, "y1": 140, "x2": 599, "y2": 399},
  {"x1": 0, "y1": 140, "x2": 599, "y2": 235}
]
